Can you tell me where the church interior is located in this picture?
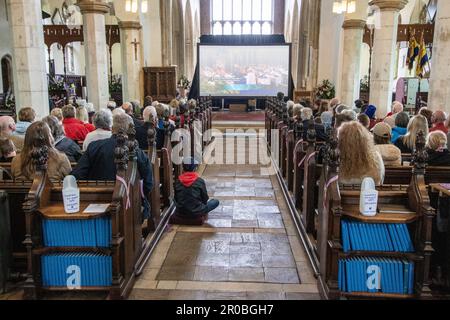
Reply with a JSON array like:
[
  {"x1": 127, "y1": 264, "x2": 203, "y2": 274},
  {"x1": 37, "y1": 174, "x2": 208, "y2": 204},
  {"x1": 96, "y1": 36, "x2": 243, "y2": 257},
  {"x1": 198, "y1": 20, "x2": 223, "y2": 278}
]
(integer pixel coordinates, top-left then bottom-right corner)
[{"x1": 1, "y1": 0, "x2": 450, "y2": 303}]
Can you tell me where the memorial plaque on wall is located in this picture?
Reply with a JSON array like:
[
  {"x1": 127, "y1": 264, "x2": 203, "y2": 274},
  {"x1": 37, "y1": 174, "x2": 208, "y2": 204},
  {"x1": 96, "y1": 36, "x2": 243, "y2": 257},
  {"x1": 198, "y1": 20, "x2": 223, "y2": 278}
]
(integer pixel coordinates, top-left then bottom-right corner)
[{"x1": 143, "y1": 67, "x2": 177, "y2": 103}]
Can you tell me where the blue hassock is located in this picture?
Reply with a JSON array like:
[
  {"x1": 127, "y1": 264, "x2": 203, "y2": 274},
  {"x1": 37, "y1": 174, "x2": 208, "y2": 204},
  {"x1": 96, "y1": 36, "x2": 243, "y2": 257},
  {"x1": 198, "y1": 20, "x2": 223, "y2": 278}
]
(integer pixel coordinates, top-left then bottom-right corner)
[
  {"x1": 41, "y1": 253, "x2": 112, "y2": 287},
  {"x1": 338, "y1": 257, "x2": 414, "y2": 295},
  {"x1": 42, "y1": 217, "x2": 112, "y2": 248},
  {"x1": 341, "y1": 220, "x2": 415, "y2": 253}
]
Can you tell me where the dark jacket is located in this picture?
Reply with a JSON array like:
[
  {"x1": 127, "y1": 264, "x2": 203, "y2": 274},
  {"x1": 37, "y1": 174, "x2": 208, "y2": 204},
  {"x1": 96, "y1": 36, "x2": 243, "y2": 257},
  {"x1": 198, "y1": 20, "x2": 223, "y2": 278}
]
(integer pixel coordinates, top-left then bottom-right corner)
[
  {"x1": 55, "y1": 137, "x2": 82, "y2": 162},
  {"x1": 394, "y1": 137, "x2": 413, "y2": 154},
  {"x1": 302, "y1": 120, "x2": 328, "y2": 142},
  {"x1": 174, "y1": 172, "x2": 209, "y2": 216},
  {"x1": 71, "y1": 135, "x2": 153, "y2": 196},
  {"x1": 427, "y1": 149, "x2": 450, "y2": 166},
  {"x1": 136, "y1": 122, "x2": 151, "y2": 150}
]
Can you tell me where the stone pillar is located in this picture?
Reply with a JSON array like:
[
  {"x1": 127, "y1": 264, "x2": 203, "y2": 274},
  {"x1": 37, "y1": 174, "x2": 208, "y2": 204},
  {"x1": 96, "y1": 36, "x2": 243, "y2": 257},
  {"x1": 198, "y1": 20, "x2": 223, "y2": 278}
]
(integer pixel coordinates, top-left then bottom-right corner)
[
  {"x1": 340, "y1": 19, "x2": 366, "y2": 106},
  {"x1": 428, "y1": 0, "x2": 450, "y2": 112},
  {"x1": 77, "y1": 0, "x2": 110, "y2": 110},
  {"x1": 368, "y1": 0, "x2": 407, "y2": 117},
  {"x1": 8, "y1": 0, "x2": 49, "y2": 118},
  {"x1": 118, "y1": 21, "x2": 142, "y2": 103}
]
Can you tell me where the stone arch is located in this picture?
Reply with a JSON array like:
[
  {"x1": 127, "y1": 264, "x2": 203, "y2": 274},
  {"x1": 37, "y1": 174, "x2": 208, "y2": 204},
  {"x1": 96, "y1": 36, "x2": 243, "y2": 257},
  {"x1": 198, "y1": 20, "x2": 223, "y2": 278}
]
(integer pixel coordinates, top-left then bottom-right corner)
[
  {"x1": 291, "y1": 0, "x2": 300, "y2": 88},
  {"x1": 1, "y1": 54, "x2": 13, "y2": 94},
  {"x1": 184, "y1": 0, "x2": 195, "y2": 81},
  {"x1": 172, "y1": 0, "x2": 185, "y2": 78}
]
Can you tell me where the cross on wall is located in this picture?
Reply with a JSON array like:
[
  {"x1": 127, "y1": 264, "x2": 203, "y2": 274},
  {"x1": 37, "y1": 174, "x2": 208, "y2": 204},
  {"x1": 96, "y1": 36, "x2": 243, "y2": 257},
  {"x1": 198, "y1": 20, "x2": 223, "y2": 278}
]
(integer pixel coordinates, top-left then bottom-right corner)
[{"x1": 131, "y1": 38, "x2": 140, "y2": 61}]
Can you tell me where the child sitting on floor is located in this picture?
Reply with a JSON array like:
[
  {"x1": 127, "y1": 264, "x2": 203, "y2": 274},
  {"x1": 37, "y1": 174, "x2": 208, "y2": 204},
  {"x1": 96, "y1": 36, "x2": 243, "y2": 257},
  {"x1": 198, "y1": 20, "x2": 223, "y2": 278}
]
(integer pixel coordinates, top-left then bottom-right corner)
[{"x1": 173, "y1": 157, "x2": 219, "y2": 222}]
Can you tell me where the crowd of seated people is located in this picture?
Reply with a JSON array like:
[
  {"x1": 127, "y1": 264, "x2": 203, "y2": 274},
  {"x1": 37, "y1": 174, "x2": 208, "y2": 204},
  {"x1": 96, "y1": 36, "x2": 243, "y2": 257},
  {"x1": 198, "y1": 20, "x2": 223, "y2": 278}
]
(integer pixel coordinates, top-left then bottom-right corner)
[
  {"x1": 281, "y1": 97, "x2": 450, "y2": 186},
  {"x1": 0, "y1": 96, "x2": 215, "y2": 227}
]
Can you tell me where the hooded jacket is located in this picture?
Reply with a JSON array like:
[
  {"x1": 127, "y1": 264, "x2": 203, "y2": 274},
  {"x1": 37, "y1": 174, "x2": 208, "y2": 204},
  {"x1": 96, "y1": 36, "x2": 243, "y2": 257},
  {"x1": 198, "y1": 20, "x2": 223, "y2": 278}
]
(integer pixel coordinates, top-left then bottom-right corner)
[
  {"x1": 391, "y1": 127, "x2": 407, "y2": 144},
  {"x1": 174, "y1": 172, "x2": 209, "y2": 216}
]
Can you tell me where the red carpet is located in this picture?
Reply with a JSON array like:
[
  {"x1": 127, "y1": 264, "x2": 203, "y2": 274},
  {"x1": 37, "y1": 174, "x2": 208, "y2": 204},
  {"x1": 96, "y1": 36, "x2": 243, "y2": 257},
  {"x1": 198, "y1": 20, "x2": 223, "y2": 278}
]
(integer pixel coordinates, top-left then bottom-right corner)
[{"x1": 212, "y1": 111, "x2": 265, "y2": 122}]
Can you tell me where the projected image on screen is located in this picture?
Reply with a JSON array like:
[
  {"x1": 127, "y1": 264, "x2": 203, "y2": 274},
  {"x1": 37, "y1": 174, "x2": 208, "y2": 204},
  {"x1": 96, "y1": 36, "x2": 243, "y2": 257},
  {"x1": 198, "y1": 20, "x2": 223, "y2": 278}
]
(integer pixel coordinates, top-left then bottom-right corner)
[{"x1": 199, "y1": 45, "x2": 290, "y2": 97}]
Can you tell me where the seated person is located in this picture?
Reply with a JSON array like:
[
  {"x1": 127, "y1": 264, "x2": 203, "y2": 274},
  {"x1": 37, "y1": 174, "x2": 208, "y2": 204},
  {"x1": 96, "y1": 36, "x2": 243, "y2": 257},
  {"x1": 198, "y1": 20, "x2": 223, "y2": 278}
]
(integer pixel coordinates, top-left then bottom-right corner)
[
  {"x1": 395, "y1": 115, "x2": 429, "y2": 154},
  {"x1": 14, "y1": 107, "x2": 36, "y2": 137},
  {"x1": 122, "y1": 102, "x2": 144, "y2": 129},
  {"x1": 0, "y1": 137, "x2": 16, "y2": 162},
  {"x1": 372, "y1": 122, "x2": 401, "y2": 166},
  {"x1": 300, "y1": 108, "x2": 328, "y2": 141},
  {"x1": 338, "y1": 121, "x2": 385, "y2": 185},
  {"x1": 335, "y1": 110, "x2": 356, "y2": 129},
  {"x1": 50, "y1": 108, "x2": 63, "y2": 124},
  {"x1": 174, "y1": 157, "x2": 219, "y2": 219},
  {"x1": 0, "y1": 116, "x2": 24, "y2": 152},
  {"x1": 426, "y1": 131, "x2": 450, "y2": 166},
  {"x1": 391, "y1": 112, "x2": 409, "y2": 143},
  {"x1": 62, "y1": 105, "x2": 90, "y2": 142},
  {"x1": 320, "y1": 111, "x2": 333, "y2": 131},
  {"x1": 357, "y1": 113, "x2": 370, "y2": 130},
  {"x1": 364, "y1": 105, "x2": 379, "y2": 130},
  {"x1": 83, "y1": 109, "x2": 113, "y2": 151},
  {"x1": 11, "y1": 121, "x2": 72, "y2": 181},
  {"x1": 430, "y1": 110, "x2": 448, "y2": 134},
  {"x1": 419, "y1": 107, "x2": 433, "y2": 128},
  {"x1": 42, "y1": 115, "x2": 82, "y2": 162},
  {"x1": 136, "y1": 106, "x2": 158, "y2": 150},
  {"x1": 71, "y1": 113, "x2": 153, "y2": 210},
  {"x1": 76, "y1": 106, "x2": 96, "y2": 132}
]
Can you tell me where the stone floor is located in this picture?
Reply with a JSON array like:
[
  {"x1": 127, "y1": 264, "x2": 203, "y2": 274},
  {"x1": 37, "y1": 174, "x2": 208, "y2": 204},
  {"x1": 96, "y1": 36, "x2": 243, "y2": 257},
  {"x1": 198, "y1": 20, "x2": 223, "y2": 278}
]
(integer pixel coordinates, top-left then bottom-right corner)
[{"x1": 129, "y1": 128, "x2": 319, "y2": 300}]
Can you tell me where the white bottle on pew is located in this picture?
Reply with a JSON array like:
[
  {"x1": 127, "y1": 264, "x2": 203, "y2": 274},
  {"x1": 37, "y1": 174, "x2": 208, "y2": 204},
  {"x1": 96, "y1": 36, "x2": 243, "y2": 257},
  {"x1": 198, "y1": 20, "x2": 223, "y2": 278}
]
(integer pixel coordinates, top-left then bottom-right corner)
[
  {"x1": 360, "y1": 177, "x2": 378, "y2": 217},
  {"x1": 62, "y1": 175, "x2": 80, "y2": 214}
]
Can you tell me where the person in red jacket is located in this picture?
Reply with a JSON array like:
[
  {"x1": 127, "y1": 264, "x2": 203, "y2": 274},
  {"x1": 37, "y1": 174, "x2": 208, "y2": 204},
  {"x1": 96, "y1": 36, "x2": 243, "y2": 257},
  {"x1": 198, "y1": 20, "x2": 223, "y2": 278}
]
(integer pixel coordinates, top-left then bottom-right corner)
[
  {"x1": 430, "y1": 110, "x2": 448, "y2": 134},
  {"x1": 62, "y1": 105, "x2": 90, "y2": 142}
]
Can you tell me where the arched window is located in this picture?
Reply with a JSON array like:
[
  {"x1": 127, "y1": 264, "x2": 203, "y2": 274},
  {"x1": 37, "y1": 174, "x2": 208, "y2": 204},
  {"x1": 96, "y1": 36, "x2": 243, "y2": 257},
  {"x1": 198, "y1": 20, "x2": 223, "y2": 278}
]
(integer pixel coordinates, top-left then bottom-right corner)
[{"x1": 211, "y1": 0, "x2": 274, "y2": 35}]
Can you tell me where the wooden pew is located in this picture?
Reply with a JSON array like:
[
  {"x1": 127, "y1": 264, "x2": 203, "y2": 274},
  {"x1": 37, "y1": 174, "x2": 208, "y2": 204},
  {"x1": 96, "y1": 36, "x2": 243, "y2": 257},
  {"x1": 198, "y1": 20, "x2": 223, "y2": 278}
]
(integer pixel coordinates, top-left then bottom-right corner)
[
  {"x1": 384, "y1": 165, "x2": 450, "y2": 185},
  {"x1": 21, "y1": 129, "x2": 142, "y2": 300},
  {"x1": 316, "y1": 130, "x2": 435, "y2": 300}
]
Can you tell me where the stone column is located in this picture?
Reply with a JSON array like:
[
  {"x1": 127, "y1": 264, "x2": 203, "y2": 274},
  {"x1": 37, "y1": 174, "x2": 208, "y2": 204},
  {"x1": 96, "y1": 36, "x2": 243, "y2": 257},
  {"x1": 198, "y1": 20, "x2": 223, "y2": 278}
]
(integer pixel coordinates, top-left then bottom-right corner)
[
  {"x1": 340, "y1": 19, "x2": 366, "y2": 106},
  {"x1": 8, "y1": 0, "x2": 49, "y2": 118},
  {"x1": 368, "y1": 0, "x2": 407, "y2": 117},
  {"x1": 428, "y1": 0, "x2": 450, "y2": 112},
  {"x1": 118, "y1": 21, "x2": 142, "y2": 103},
  {"x1": 77, "y1": 0, "x2": 110, "y2": 110}
]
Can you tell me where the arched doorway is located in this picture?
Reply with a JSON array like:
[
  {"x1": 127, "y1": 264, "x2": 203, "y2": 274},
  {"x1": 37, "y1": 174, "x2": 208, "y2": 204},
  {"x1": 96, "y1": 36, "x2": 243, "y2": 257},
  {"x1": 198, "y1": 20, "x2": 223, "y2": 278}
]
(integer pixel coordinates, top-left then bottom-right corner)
[{"x1": 1, "y1": 55, "x2": 13, "y2": 94}]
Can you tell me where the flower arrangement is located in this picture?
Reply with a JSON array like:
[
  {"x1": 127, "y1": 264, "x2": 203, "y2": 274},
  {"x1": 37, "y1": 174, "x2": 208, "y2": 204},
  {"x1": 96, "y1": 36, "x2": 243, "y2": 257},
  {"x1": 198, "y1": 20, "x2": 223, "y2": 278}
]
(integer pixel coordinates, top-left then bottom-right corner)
[
  {"x1": 48, "y1": 76, "x2": 66, "y2": 92},
  {"x1": 360, "y1": 76, "x2": 370, "y2": 92},
  {"x1": 178, "y1": 75, "x2": 191, "y2": 90},
  {"x1": 315, "y1": 79, "x2": 336, "y2": 100},
  {"x1": 4, "y1": 93, "x2": 15, "y2": 111},
  {"x1": 109, "y1": 75, "x2": 122, "y2": 93}
]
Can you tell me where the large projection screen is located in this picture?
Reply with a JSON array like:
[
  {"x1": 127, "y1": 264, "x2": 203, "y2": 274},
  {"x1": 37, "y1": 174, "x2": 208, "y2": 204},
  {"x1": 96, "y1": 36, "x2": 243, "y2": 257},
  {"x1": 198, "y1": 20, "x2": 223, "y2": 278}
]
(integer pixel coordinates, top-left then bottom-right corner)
[{"x1": 199, "y1": 45, "x2": 291, "y2": 97}]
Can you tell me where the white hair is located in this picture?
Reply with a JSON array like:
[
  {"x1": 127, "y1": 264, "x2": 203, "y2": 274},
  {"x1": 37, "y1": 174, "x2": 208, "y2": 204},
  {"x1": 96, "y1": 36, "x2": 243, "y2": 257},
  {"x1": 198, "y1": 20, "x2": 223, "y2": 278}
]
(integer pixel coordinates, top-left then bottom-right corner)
[
  {"x1": 112, "y1": 107, "x2": 125, "y2": 116},
  {"x1": 300, "y1": 108, "x2": 313, "y2": 121}
]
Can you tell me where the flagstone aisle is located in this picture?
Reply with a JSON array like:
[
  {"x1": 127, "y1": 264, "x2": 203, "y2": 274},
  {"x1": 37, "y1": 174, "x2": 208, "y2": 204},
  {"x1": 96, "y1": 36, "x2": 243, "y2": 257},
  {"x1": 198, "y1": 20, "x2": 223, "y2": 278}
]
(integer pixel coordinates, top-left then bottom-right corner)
[{"x1": 129, "y1": 126, "x2": 320, "y2": 300}]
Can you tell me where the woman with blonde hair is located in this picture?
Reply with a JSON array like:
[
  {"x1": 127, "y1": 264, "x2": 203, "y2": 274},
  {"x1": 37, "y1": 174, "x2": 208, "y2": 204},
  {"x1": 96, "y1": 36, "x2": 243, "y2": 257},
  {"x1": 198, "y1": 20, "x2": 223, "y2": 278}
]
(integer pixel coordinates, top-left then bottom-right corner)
[
  {"x1": 76, "y1": 106, "x2": 95, "y2": 132},
  {"x1": 11, "y1": 121, "x2": 71, "y2": 181},
  {"x1": 394, "y1": 115, "x2": 429, "y2": 154},
  {"x1": 338, "y1": 121, "x2": 385, "y2": 185},
  {"x1": 426, "y1": 131, "x2": 450, "y2": 166}
]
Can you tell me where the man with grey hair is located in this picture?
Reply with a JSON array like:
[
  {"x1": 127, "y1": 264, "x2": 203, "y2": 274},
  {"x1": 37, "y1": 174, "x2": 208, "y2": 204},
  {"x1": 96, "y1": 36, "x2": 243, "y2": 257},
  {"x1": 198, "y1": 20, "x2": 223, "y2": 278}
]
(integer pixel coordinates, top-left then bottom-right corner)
[
  {"x1": 299, "y1": 108, "x2": 328, "y2": 142},
  {"x1": 122, "y1": 101, "x2": 144, "y2": 131},
  {"x1": 0, "y1": 115, "x2": 24, "y2": 152},
  {"x1": 83, "y1": 108, "x2": 113, "y2": 151},
  {"x1": 72, "y1": 113, "x2": 153, "y2": 219}
]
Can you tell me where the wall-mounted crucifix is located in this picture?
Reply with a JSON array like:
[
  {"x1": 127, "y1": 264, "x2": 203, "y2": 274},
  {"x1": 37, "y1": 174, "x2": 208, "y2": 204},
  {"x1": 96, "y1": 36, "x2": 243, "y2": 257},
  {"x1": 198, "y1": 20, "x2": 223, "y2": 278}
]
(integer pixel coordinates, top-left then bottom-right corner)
[{"x1": 131, "y1": 38, "x2": 140, "y2": 61}]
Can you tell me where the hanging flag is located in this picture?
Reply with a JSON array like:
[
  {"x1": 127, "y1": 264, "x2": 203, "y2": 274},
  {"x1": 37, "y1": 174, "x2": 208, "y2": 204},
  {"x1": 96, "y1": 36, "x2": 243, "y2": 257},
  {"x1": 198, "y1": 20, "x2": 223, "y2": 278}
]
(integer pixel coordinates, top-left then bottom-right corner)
[
  {"x1": 406, "y1": 31, "x2": 420, "y2": 71},
  {"x1": 416, "y1": 32, "x2": 429, "y2": 78}
]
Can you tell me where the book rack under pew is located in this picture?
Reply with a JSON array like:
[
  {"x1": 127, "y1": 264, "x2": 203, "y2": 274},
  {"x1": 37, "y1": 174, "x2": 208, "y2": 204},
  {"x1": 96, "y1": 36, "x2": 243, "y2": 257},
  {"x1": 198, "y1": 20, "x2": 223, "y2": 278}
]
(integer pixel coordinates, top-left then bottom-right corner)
[
  {"x1": 22, "y1": 129, "x2": 143, "y2": 300},
  {"x1": 317, "y1": 131, "x2": 435, "y2": 300}
]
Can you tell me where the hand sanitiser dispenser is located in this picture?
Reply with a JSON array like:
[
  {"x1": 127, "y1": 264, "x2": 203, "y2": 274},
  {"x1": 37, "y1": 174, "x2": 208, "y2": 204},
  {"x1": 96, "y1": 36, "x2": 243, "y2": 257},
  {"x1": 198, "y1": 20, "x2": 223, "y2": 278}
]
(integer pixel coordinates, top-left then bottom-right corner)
[
  {"x1": 62, "y1": 175, "x2": 80, "y2": 214},
  {"x1": 360, "y1": 177, "x2": 378, "y2": 217}
]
